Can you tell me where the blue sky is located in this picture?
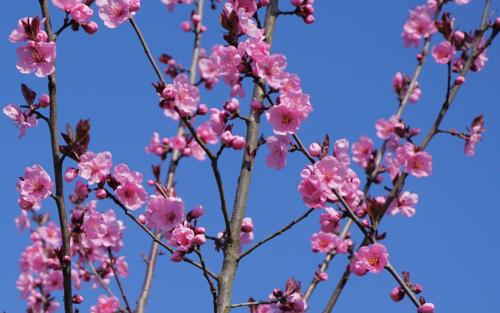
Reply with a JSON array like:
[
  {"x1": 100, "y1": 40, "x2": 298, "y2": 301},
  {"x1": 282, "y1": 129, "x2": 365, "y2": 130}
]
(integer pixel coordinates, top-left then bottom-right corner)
[{"x1": 1, "y1": 1, "x2": 499, "y2": 312}]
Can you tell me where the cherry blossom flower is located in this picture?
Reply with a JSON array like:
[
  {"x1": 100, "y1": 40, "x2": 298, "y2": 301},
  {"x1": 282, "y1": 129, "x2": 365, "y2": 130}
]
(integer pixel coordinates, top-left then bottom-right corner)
[
  {"x1": 265, "y1": 135, "x2": 290, "y2": 170},
  {"x1": 90, "y1": 295, "x2": 120, "y2": 313},
  {"x1": 96, "y1": 0, "x2": 140, "y2": 28},
  {"x1": 349, "y1": 243, "x2": 389, "y2": 276},
  {"x1": 112, "y1": 164, "x2": 148, "y2": 210},
  {"x1": 16, "y1": 41, "x2": 56, "y2": 77},
  {"x1": 319, "y1": 207, "x2": 341, "y2": 233},
  {"x1": 396, "y1": 143, "x2": 433, "y2": 178},
  {"x1": 375, "y1": 115, "x2": 402, "y2": 140},
  {"x1": 392, "y1": 72, "x2": 422, "y2": 103},
  {"x1": 82, "y1": 209, "x2": 124, "y2": 248},
  {"x1": 310, "y1": 232, "x2": 337, "y2": 253},
  {"x1": 15, "y1": 211, "x2": 31, "y2": 232},
  {"x1": 254, "y1": 54, "x2": 287, "y2": 89},
  {"x1": 352, "y1": 136, "x2": 374, "y2": 168},
  {"x1": 52, "y1": 0, "x2": 82, "y2": 11},
  {"x1": 402, "y1": 4, "x2": 437, "y2": 48},
  {"x1": 3, "y1": 104, "x2": 38, "y2": 138},
  {"x1": 464, "y1": 115, "x2": 485, "y2": 156},
  {"x1": 145, "y1": 195, "x2": 184, "y2": 235},
  {"x1": 17, "y1": 164, "x2": 53, "y2": 210},
  {"x1": 432, "y1": 41, "x2": 456, "y2": 64},
  {"x1": 70, "y1": 4, "x2": 94, "y2": 23},
  {"x1": 78, "y1": 151, "x2": 113, "y2": 185},
  {"x1": 161, "y1": 0, "x2": 194, "y2": 12},
  {"x1": 387, "y1": 191, "x2": 419, "y2": 217},
  {"x1": 169, "y1": 222, "x2": 195, "y2": 250},
  {"x1": 418, "y1": 303, "x2": 435, "y2": 313},
  {"x1": 9, "y1": 17, "x2": 47, "y2": 43},
  {"x1": 240, "y1": 217, "x2": 254, "y2": 245}
]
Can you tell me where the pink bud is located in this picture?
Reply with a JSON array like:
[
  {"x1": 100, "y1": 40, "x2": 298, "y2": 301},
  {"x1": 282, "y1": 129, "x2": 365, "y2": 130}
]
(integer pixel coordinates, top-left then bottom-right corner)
[
  {"x1": 221, "y1": 131, "x2": 234, "y2": 146},
  {"x1": 180, "y1": 21, "x2": 191, "y2": 32},
  {"x1": 64, "y1": 167, "x2": 78, "y2": 182},
  {"x1": 95, "y1": 188, "x2": 107, "y2": 200},
  {"x1": 72, "y1": 294, "x2": 84, "y2": 304},
  {"x1": 38, "y1": 94, "x2": 50, "y2": 108},
  {"x1": 390, "y1": 287, "x2": 405, "y2": 302},
  {"x1": 195, "y1": 226, "x2": 206, "y2": 234},
  {"x1": 162, "y1": 85, "x2": 175, "y2": 99},
  {"x1": 259, "y1": 0, "x2": 270, "y2": 6},
  {"x1": 224, "y1": 98, "x2": 239, "y2": 113},
  {"x1": 191, "y1": 14, "x2": 202, "y2": 24},
  {"x1": 494, "y1": 17, "x2": 500, "y2": 30},
  {"x1": 182, "y1": 147, "x2": 192, "y2": 156},
  {"x1": 191, "y1": 205, "x2": 205, "y2": 218},
  {"x1": 304, "y1": 4, "x2": 315, "y2": 14},
  {"x1": 46, "y1": 259, "x2": 61, "y2": 270},
  {"x1": 63, "y1": 255, "x2": 71, "y2": 263},
  {"x1": 309, "y1": 142, "x2": 322, "y2": 157},
  {"x1": 413, "y1": 284, "x2": 423, "y2": 293},
  {"x1": 231, "y1": 136, "x2": 246, "y2": 150},
  {"x1": 147, "y1": 179, "x2": 155, "y2": 186},
  {"x1": 304, "y1": 15, "x2": 315, "y2": 24},
  {"x1": 170, "y1": 250, "x2": 184, "y2": 262},
  {"x1": 138, "y1": 214, "x2": 146, "y2": 224},
  {"x1": 291, "y1": 0, "x2": 302, "y2": 5},
  {"x1": 250, "y1": 99, "x2": 264, "y2": 111},
  {"x1": 241, "y1": 217, "x2": 254, "y2": 233},
  {"x1": 82, "y1": 21, "x2": 98, "y2": 34},
  {"x1": 200, "y1": 25, "x2": 207, "y2": 33},
  {"x1": 316, "y1": 271, "x2": 328, "y2": 281},
  {"x1": 417, "y1": 303, "x2": 435, "y2": 313},
  {"x1": 410, "y1": 127, "x2": 421, "y2": 136},
  {"x1": 129, "y1": 0, "x2": 140, "y2": 12},
  {"x1": 454, "y1": 75, "x2": 466, "y2": 85},
  {"x1": 361, "y1": 219, "x2": 370, "y2": 227},
  {"x1": 197, "y1": 103, "x2": 208, "y2": 115},
  {"x1": 194, "y1": 234, "x2": 206, "y2": 245},
  {"x1": 452, "y1": 31, "x2": 465, "y2": 43}
]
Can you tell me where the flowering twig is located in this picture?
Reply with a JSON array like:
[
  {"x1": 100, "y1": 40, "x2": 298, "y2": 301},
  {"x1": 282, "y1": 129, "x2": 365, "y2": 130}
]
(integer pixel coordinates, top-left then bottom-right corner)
[
  {"x1": 37, "y1": 1, "x2": 73, "y2": 312},
  {"x1": 230, "y1": 300, "x2": 279, "y2": 309},
  {"x1": 86, "y1": 258, "x2": 115, "y2": 297}
]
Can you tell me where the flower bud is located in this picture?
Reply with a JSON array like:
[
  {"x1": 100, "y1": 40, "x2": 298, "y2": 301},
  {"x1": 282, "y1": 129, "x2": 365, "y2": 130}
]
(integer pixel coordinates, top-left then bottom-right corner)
[
  {"x1": 180, "y1": 21, "x2": 191, "y2": 32},
  {"x1": 64, "y1": 167, "x2": 78, "y2": 182},
  {"x1": 72, "y1": 294, "x2": 84, "y2": 304},
  {"x1": 494, "y1": 17, "x2": 500, "y2": 30},
  {"x1": 231, "y1": 136, "x2": 246, "y2": 150},
  {"x1": 170, "y1": 250, "x2": 184, "y2": 262},
  {"x1": 304, "y1": 15, "x2": 315, "y2": 24},
  {"x1": 191, "y1": 14, "x2": 202, "y2": 24},
  {"x1": 190, "y1": 205, "x2": 205, "y2": 218},
  {"x1": 241, "y1": 217, "x2": 254, "y2": 233},
  {"x1": 95, "y1": 188, "x2": 107, "y2": 200},
  {"x1": 452, "y1": 30, "x2": 465, "y2": 43},
  {"x1": 309, "y1": 142, "x2": 322, "y2": 157},
  {"x1": 221, "y1": 131, "x2": 234, "y2": 146},
  {"x1": 390, "y1": 287, "x2": 405, "y2": 302},
  {"x1": 454, "y1": 75, "x2": 465, "y2": 85},
  {"x1": 194, "y1": 234, "x2": 206, "y2": 245},
  {"x1": 417, "y1": 303, "x2": 434, "y2": 313},
  {"x1": 195, "y1": 226, "x2": 206, "y2": 234},
  {"x1": 316, "y1": 271, "x2": 328, "y2": 281},
  {"x1": 137, "y1": 214, "x2": 146, "y2": 224},
  {"x1": 197, "y1": 103, "x2": 208, "y2": 115},
  {"x1": 251, "y1": 99, "x2": 264, "y2": 111},
  {"x1": 38, "y1": 94, "x2": 50, "y2": 108},
  {"x1": 82, "y1": 21, "x2": 98, "y2": 34},
  {"x1": 200, "y1": 25, "x2": 207, "y2": 33},
  {"x1": 63, "y1": 255, "x2": 72, "y2": 263}
]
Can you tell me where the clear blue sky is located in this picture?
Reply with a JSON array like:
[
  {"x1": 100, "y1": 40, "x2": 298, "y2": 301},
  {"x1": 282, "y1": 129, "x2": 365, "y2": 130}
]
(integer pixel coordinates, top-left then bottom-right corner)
[{"x1": 1, "y1": 1, "x2": 499, "y2": 312}]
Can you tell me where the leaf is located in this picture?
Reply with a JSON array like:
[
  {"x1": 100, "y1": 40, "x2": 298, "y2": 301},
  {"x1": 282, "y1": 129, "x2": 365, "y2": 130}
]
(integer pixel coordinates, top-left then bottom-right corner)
[{"x1": 21, "y1": 84, "x2": 36, "y2": 105}]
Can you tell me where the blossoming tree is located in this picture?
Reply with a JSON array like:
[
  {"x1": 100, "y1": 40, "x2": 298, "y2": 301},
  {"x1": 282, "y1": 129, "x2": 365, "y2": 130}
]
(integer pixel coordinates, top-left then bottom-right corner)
[{"x1": 3, "y1": 0, "x2": 498, "y2": 312}]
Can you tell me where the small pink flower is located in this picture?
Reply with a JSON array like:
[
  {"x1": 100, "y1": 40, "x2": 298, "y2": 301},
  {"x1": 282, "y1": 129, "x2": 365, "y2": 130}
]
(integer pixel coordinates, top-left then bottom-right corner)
[
  {"x1": 265, "y1": 135, "x2": 290, "y2": 170},
  {"x1": 95, "y1": 0, "x2": 140, "y2": 29},
  {"x1": 309, "y1": 142, "x2": 321, "y2": 157},
  {"x1": 15, "y1": 211, "x2": 31, "y2": 232},
  {"x1": 375, "y1": 115, "x2": 402, "y2": 140},
  {"x1": 432, "y1": 41, "x2": 456, "y2": 64},
  {"x1": 388, "y1": 191, "x2": 418, "y2": 217},
  {"x1": 311, "y1": 232, "x2": 337, "y2": 253},
  {"x1": 3, "y1": 104, "x2": 38, "y2": 138},
  {"x1": 78, "y1": 151, "x2": 113, "y2": 185},
  {"x1": 90, "y1": 295, "x2": 120, "y2": 313},
  {"x1": 70, "y1": 4, "x2": 94, "y2": 23},
  {"x1": 238, "y1": 37, "x2": 270, "y2": 64},
  {"x1": 392, "y1": 72, "x2": 422, "y2": 103},
  {"x1": 266, "y1": 104, "x2": 302, "y2": 135},
  {"x1": 36, "y1": 222, "x2": 61, "y2": 248},
  {"x1": 454, "y1": 0, "x2": 471, "y2": 4},
  {"x1": 352, "y1": 136, "x2": 374, "y2": 168},
  {"x1": 82, "y1": 209, "x2": 124, "y2": 248},
  {"x1": 9, "y1": 17, "x2": 48, "y2": 43},
  {"x1": 113, "y1": 164, "x2": 147, "y2": 210},
  {"x1": 350, "y1": 243, "x2": 389, "y2": 276},
  {"x1": 390, "y1": 286, "x2": 405, "y2": 302},
  {"x1": 402, "y1": 5, "x2": 437, "y2": 48},
  {"x1": 473, "y1": 48, "x2": 488, "y2": 71},
  {"x1": 16, "y1": 41, "x2": 56, "y2": 77},
  {"x1": 464, "y1": 115, "x2": 485, "y2": 157},
  {"x1": 64, "y1": 167, "x2": 79, "y2": 182},
  {"x1": 17, "y1": 164, "x2": 53, "y2": 210},
  {"x1": 396, "y1": 143, "x2": 432, "y2": 178},
  {"x1": 145, "y1": 195, "x2": 184, "y2": 235},
  {"x1": 254, "y1": 54, "x2": 287, "y2": 89},
  {"x1": 52, "y1": 0, "x2": 82, "y2": 11},
  {"x1": 169, "y1": 222, "x2": 195, "y2": 250},
  {"x1": 320, "y1": 207, "x2": 341, "y2": 233}
]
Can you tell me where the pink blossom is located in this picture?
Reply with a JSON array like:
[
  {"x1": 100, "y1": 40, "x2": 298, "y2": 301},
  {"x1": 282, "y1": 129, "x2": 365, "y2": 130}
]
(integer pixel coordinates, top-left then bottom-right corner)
[
  {"x1": 352, "y1": 136, "x2": 373, "y2": 168},
  {"x1": 64, "y1": 167, "x2": 79, "y2": 182},
  {"x1": 454, "y1": 0, "x2": 471, "y2": 4},
  {"x1": 384, "y1": 153, "x2": 400, "y2": 180},
  {"x1": 188, "y1": 140, "x2": 206, "y2": 161},
  {"x1": 396, "y1": 143, "x2": 432, "y2": 178},
  {"x1": 320, "y1": 207, "x2": 341, "y2": 233},
  {"x1": 309, "y1": 142, "x2": 321, "y2": 157},
  {"x1": 78, "y1": 151, "x2": 113, "y2": 185},
  {"x1": 15, "y1": 211, "x2": 31, "y2": 232},
  {"x1": 36, "y1": 222, "x2": 61, "y2": 248},
  {"x1": 145, "y1": 132, "x2": 163, "y2": 155},
  {"x1": 375, "y1": 115, "x2": 402, "y2": 140},
  {"x1": 254, "y1": 54, "x2": 287, "y2": 89},
  {"x1": 238, "y1": 37, "x2": 270, "y2": 64},
  {"x1": 70, "y1": 4, "x2": 94, "y2": 23},
  {"x1": 223, "y1": 3, "x2": 263, "y2": 39},
  {"x1": 196, "y1": 121, "x2": 219, "y2": 145},
  {"x1": 52, "y1": 0, "x2": 82, "y2": 11},
  {"x1": 402, "y1": 5, "x2": 437, "y2": 48},
  {"x1": 3, "y1": 104, "x2": 38, "y2": 138},
  {"x1": 17, "y1": 164, "x2": 53, "y2": 210},
  {"x1": 298, "y1": 168, "x2": 329, "y2": 208},
  {"x1": 163, "y1": 74, "x2": 200, "y2": 119},
  {"x1": 265, "y1": 135, "x2": 290, "y2": 170},
  {"x1": 311, "y1": 232, "x2": 337, "y2": 253},
  {"x1": 465, "y1": 115, "x2": 485, "y2": 156},
  {"x1": 228, "y1": 0, "x2": 258, "y2": 15},
  {"x1": 473, "y1": 48, "x2": 488, "y2": 72},
  {"x1": 349, "y1": 243, "x2": 389, "y2": 276},
  {"x1": 16, "y1": 272, "x2": 34, "y2": 299},
  {"x1": 169, "y1": 222, "x2": 195, "y2": 250},
  {"x1": 90, "y1": 295, "x2": 120, "y2": 313},
  {"x1": 9, "y1": 17, "x2": 48, "y2": 43},
  {"x1": 42, "y1": 270, "x2": 63, "y2": 292},
  {"x1": 418, "y1": 303, "x2": 435, "y2": 313},
  {"x1": 82, "y1": 209, "x2": 124, "y2": 248},
  {"x1": 161, "y1": 0, "x2": 194, "y2": 11},
  {"x1": 95, "y1": 0, "x2": 140, "y2": 29},
  {"x1": 334, "y1": 139, "x2": 350, "y2": 166},
  {"x1": 16, "y1": 41, "x2": 56, "y2": 77},
  {"x1": 145, "y1": 195, "x2": 184, "y2": 235},
  {"x1": 432, "y1": 41, "x2": 456, "y2": 64},
  {"x1": 388, "y1": 191, "x2": 418, "y2": 217},
  {"x1": 113, "y1": 164, "x2": 147, "y2": 209},
  {"x1": 392, "y1": 72, "x2": 422, "y2": 103}
]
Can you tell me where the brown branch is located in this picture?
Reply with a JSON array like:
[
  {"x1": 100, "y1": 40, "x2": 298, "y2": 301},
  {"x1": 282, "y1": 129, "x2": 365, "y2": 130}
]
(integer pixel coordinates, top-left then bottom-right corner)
[
  {"x1": 86, "y1": 258, "x2": 115, "y2": 297},
  {"x1": 230, "y1": 300, "x2": 278, "y2": 309},
  {"x1": 107, "y1": 248, "x2": 132, "y2": 313},
  {"x1": 37, "y1": 1, "x2": 73, "y2": 312},
  {"x1": 194, "y1": 248, "x2": 218, "y2": 313},
  {"x1": 238, "y1": 208, "x2": 315, "y2": 261},
  {"x1": 217, "y1": 1, "x2": 280, "y2": 312}
]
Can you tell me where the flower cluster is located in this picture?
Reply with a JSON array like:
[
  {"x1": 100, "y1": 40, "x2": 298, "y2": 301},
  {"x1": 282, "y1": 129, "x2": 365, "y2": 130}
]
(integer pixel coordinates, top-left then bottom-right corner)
[
  {"x1": 310, "y1": 207, "x2": 352, "y2": 254},
  {"x1": 17, "y1": 165, "x2": 53, "y2": 210},
  {"x1": 51, "y1": 0, "x2": 96, "y2": 31},
  {"x1": 251, "y1": 278, "x2": 307, "y2": 313},
  {"x1": 392, "y1": 72, "x2": 422, "y2": 103},
  {"x1": 349, "y1": 243, "x2": 389, "y2": 276},
  {"x1": 96, "y1": 0, "x2": 141, "y2": 28}
]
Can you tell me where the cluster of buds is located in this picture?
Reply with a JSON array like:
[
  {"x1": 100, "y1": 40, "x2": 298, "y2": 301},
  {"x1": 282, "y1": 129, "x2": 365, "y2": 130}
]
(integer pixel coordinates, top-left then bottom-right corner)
[
  {"x1": 180, "y1": 11, "x2": 207, "y2": 33},
  {"x1": 291, "y1": 0, "x2": 315, "y2": 24}
]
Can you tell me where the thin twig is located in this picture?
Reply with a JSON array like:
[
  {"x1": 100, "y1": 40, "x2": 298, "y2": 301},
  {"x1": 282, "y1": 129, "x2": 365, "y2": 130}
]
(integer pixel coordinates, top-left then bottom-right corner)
[
  {"x1": 107, "y1": 248, "x2": 132, "y2": 313},
  {"x1": 194, "y1": 248, "x2": 218, "y2": 313},
  {"x1": 86, "y1": 259, "x2": 115, "y2": 297},
  {"x1": 238, "y1": 208, "x2": 315, "y2": 261},
  {"x1": 230, "y1": 300, "x2": 278, "y2": 309}
]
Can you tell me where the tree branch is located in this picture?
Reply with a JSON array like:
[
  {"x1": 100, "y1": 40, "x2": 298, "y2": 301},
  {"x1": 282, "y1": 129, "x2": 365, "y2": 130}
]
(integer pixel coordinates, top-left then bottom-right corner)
[{"x1": 108, "y1": 248, "x2": 132, "y2": 313}]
